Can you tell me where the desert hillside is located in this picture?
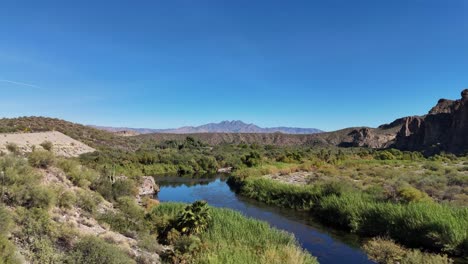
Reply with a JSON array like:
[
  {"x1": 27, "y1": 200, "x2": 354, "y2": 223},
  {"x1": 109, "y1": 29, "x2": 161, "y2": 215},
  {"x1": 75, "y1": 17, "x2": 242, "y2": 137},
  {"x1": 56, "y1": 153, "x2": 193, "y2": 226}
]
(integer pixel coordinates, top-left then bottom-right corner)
[{"x1": 0, "y1": 131, "x2": 95, "y2": 157}]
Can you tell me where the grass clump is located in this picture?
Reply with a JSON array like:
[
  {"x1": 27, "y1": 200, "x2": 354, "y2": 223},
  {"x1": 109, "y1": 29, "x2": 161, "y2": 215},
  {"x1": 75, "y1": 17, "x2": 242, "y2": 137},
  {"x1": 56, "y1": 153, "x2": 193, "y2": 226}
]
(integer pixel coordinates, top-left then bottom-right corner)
[{"x1": 150, "y1": 202, "x2": 318, "y2": 264}]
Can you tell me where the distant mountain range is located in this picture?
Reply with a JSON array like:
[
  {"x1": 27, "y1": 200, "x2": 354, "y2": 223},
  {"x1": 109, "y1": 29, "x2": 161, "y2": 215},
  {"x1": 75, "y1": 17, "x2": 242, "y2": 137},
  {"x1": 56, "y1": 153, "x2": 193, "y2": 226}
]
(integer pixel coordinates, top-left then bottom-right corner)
[{"x1": 91, "y1": 120, "x2": 323, "y2": 135}]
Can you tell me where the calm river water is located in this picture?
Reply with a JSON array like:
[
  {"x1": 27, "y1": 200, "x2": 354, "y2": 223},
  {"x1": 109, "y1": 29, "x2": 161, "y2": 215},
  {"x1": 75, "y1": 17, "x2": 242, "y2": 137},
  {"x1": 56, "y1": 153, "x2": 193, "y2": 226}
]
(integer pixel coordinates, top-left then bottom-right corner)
[{"x1": 156, "y1": 176, "x2": 373, "y2": 264}]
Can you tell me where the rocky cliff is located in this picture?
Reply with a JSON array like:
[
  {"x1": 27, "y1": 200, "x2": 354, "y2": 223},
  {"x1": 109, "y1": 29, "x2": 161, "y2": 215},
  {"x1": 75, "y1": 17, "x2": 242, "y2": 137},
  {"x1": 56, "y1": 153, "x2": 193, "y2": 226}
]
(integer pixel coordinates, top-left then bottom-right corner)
[{"x1": 392, "y1": 89, "x2": 468, "y2": 154}]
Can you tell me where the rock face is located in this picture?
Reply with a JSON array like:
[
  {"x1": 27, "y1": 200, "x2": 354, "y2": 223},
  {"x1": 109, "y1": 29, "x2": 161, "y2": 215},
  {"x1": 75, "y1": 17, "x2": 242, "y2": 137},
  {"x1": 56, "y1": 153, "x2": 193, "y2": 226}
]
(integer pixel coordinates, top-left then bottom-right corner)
[
  {"x1": 345, "y1": 128, "x2": 396, "y2": 148},
  {"x1": 393, "y1": 89, "x2": 468, "y2": 154},
  {"x1": 138, "y1": 176, "x2": 159, "y2": 196}
]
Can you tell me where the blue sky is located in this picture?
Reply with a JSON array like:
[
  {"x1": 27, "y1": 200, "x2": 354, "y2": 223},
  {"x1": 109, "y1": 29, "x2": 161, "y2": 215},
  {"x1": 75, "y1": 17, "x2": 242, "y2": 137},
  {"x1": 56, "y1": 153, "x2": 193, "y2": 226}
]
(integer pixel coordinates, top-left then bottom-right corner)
[{"x1": 1, "y1": 0, "x2": 467, "y2": 131}]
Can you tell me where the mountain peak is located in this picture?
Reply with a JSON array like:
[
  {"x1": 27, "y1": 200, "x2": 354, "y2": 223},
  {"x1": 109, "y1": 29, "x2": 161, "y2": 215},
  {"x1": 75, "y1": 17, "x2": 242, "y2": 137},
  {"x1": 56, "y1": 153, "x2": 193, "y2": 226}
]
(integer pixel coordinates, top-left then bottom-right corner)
[{"x1": 93, "y1": 120, "x2": 322, "y2": 135}]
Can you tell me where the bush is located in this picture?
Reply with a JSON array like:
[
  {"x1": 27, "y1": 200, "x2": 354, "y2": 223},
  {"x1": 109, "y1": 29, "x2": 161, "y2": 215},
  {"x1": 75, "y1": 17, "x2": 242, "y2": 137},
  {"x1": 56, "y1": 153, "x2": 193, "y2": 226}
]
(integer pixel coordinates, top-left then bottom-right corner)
[
  {"x1": 98, "y1": 196, "x2": 146, "y2": 235},
  {"x1": 66, "y1": 236, "x2": 135, "y2": 264},
  {"x1": 40, "y1": 141, "x2": 53, "y2": 151},
  {"x1": 5, "y1": 143, "x2": 18, "y2": 154},
  {"x1": 241, "y1": 151, "x2": 262, "y2": 167},
  {"x1": 397, "y1": 186, "x2": 432, "y2": 203},
  {"x1": 0, "y1": 207, "x2": 20, "y2": 263},
  {"x1": 28, "y1": 150, "x2": 55, "y2": 168},
  {"x1": 175, "y1": 200, "x2": 211, "y2": 235},
  {"x1": 76, "y1": 190, "x2": 101, "y2": 215},
  {"x1": 363, "y1": 237, "x2": 405, "y2": 264},
  {"x1": 58, "y1": 190, "x2": 76, "y2": 209},
  {"x1": 363, "y1": 238, "x2": 453, "y2": 264},
  {"x1": 0, "y1": 235, "x2": 21, "y2": 264}
]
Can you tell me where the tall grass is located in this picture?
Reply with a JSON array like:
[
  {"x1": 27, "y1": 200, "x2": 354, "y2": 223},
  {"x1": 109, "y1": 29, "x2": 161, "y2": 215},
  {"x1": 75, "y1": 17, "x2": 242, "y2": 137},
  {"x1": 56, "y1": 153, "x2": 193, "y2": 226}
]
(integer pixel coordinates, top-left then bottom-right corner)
[
  {"x1": 151, "y1": 203, "x2": 318, "y2": 264},
  {"x1": 229, "y1": 176, "x2": 468, "y2": 257}
]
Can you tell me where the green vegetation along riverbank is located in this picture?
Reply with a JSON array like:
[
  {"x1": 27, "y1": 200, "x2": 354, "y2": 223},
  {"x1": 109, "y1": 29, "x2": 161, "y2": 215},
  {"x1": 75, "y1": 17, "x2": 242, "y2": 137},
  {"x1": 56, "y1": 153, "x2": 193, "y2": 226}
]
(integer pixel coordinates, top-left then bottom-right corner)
[
  {"x1": 150, "y1": 202, "x2": 317, "y2": 264},
  {"x1": 0, "y1": 149, "x2": 317, "y2": 264}
]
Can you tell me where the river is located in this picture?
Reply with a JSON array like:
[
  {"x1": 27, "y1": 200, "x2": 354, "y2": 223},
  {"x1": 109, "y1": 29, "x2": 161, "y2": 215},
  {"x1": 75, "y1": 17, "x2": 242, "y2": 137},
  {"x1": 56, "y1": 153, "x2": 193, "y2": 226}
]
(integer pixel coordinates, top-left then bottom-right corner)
[{"x1": 156, "y1": 176, "x2": 373, "y2": 264}]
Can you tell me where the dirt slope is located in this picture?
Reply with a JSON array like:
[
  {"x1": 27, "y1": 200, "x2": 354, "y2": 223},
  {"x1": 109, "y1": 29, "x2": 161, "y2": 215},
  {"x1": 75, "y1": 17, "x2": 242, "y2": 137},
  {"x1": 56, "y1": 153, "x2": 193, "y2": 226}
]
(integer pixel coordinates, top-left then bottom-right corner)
[{"x1": 0, "y1": 131, "x2": 95, "y2": 157}]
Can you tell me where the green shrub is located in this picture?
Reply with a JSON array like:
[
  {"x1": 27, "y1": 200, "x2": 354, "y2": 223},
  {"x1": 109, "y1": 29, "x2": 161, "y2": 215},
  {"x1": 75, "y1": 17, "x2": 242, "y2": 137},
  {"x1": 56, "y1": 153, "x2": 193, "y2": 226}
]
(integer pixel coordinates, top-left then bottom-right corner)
[
  {"x1": 98, "y1": 196, "x2": 146, "y2": 235},
  {"x1": 175, "y1": 200, "x2": 211, "y2": 235},
  {"x1": 66, "y1": 236, "x2": 135, "y2": 264},
  {"x1": 40, "y1": 141, "x2": 53, "y2": 151},
  {"x1": 0, "y1": 206, "x2": 21, "y2": 264},
  {"x1": 363, "y1": 237, "x2": 405, "y2": 264},
  {"x1": 0, "y1": 235, "x2": 21, "y2": 264},
  {"x1": 5, "y1": 143, "x2": 18, "y2": 154},
  {"x1": 398, "y1": 186, "x2": 432, "y2": 203},
  {"x1": 76, "y1": 190, "x2": 101, "y2": 215},
  {"x1": 57, "y1": 159, "x2": 98, "y2": 188},
  {"x1": 241, "y1": 151, "x2": 262, "y2": 167},
  {"x1": 363, "y1": 238, "x2": 453, "y2": 264},
  {"x1": 58, "y1": 190, "x2": 76, "y2": 209},
  {"x1": 28, "y1": 150, "x2": 55, "y2": 168}
]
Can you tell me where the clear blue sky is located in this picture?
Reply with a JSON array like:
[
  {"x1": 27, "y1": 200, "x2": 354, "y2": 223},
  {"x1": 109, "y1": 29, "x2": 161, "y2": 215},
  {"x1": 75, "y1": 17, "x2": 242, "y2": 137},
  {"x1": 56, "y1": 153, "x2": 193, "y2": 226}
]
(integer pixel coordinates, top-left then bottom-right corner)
[{"x1": 1, "y1": 0, "x2": 467, "y2": 131}]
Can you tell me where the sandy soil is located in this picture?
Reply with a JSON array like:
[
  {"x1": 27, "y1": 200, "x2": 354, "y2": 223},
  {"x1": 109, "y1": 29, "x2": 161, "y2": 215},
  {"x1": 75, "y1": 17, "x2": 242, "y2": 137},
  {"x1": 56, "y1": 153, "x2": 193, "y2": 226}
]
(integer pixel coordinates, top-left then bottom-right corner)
[
  {"x1": 0, "y1": 131, "x2": 95, "y2": 157},
  {"x1": 264, "y1": 171, "x2": 313, "y2": 185}
]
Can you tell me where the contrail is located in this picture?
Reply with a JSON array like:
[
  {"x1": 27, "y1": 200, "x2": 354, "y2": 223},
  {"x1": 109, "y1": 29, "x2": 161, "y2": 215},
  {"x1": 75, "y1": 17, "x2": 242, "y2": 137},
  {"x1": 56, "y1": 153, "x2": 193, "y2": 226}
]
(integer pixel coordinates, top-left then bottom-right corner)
[{"x1": 0, "y1": 79, "x2": 40, "y2": 88}]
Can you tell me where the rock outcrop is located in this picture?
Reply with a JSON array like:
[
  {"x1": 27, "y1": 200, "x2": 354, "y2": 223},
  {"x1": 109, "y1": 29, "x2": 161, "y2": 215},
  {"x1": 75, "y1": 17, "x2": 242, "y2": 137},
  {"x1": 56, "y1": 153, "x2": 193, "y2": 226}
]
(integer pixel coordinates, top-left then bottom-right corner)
[
  {"x1": 393, "y1": 89, "x2": 468, "y2": 154},
  {"x1": 138, "y1": 176, "x2": 159, "y2": 196}
]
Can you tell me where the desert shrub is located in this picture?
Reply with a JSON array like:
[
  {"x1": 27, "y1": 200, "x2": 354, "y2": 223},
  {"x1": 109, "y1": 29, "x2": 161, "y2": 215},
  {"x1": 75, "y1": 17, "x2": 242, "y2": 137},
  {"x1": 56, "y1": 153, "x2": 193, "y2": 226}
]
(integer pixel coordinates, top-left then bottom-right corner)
[
  {"x1": 0, "y1": 207, "x2": 19, "y2": 263},
  {"x1": 363, "y1": 238, "x2": 453, "y2": 264},
  {"x1": 66, "y1": 236, "x2": 135, "y2": 264},
  {"x1": 58, "y1": 190, "x2": 76, "y2": 209},
  {"x1": 26, "y1": 186, "x2": 56, "y2": 209},
  {"x1": 397, "y1": 186, "x2": 432, "y2": 203},
  {"x1": 0, "y1": 206, "x2": 12, "y2": 235},
  {"x1": 92, "y1": 176, "x2": 137, "y2": 202},
  {"x1": 241, "y1": 151, "x2": 262, "y2": 167},
  {"x1": 76, "y1": 190, "x2": 101, "y2": 215},
  {"x1": 12, "y1": 207, "x2": 67, "y2": 262},
  {"x1": 28, "y1": 150, "x2": 55, "y2": 168},
  {"x1": 40, "y1": 140, "x2": 53, "y2": 151},
  {"x1": 5, "y1": 143, "x2": 18, "y2": 154},
  {"x1": 171, "y1": 235, "x2": 202, "y2": 263},
  {"x1": 363, "y1": 237, "x2": 405, "y2": 264},
  {"x1": 98, "y1": 196, "x2": 146, "y2": 235},
  {"x1": 112, "y1": 178, "x2": 138, "y2": 199},
  {"x1": 57, "y1": 159, "x2": 98, "y2": 188},
  {"x1": 375, "y1": 151, "x2": 396, "y2": 160},
  {"x1": 0, "y1": 235, "x2": 21, "y2": 264},
  {"x1": 29, "y1": 238, "x2": 64, "y2": 263}
]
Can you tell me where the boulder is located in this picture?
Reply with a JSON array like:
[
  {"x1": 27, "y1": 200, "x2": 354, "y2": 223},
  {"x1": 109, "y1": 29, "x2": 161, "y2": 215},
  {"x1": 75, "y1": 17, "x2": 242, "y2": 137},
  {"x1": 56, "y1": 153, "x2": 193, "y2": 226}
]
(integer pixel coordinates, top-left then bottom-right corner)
[{"x1": 138, "y1": 176, "x2": 159, "y2": 196}]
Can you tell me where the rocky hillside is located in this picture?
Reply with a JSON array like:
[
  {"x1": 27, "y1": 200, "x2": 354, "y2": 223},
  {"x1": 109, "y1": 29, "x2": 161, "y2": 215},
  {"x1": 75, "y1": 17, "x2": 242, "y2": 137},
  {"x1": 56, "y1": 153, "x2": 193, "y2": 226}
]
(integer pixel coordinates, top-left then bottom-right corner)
[
  {"x1": 138, "y1": 89, "x2": 468, "y2": 154},
  {"x1": 2, "y1": 89, "x2": 467, "y2": 154},
  {"x1": 392, "y1": 89, "x2": 468, "y2": 154}
]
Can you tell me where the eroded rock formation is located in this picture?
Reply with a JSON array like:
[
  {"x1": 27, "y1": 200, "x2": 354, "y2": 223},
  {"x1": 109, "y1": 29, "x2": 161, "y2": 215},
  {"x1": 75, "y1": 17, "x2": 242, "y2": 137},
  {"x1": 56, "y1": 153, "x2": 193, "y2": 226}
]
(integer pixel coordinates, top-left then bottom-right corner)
[{"x1": 393, "y1": 89, "x2": 468, "y2": 154}]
